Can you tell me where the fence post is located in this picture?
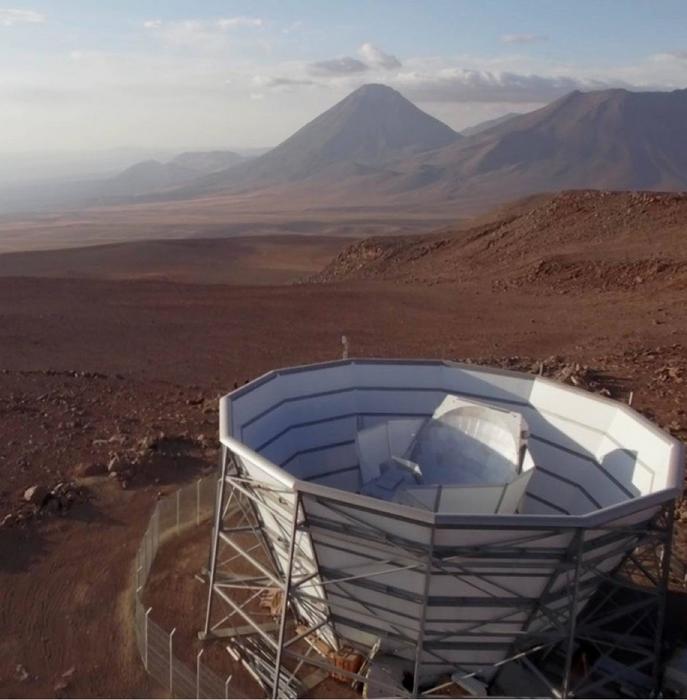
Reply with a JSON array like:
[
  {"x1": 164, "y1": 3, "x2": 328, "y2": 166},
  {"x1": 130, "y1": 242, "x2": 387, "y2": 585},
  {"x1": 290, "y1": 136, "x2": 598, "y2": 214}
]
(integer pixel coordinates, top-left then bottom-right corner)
[
  {"x1": 225, "y1": 674, "x2": 232, "y2": 699},
  {"x1": 144, "y1": 606, "x2": 153, "y2": 671},
  {"x1": 155, "y1": 503, "x2": 161, "y2": 551},
  {"x1": 169, "y1": 627, "x2": 176, "y2": 694},
  {"x1": 176, "y1": 489, "x2": 181, "y2": 534},
  {"x1": 197, "y1": 478, "x2": 201, "y2": 526},
  {"x1": 196, "y1": 648, "x2": 204, "y2": 699}
]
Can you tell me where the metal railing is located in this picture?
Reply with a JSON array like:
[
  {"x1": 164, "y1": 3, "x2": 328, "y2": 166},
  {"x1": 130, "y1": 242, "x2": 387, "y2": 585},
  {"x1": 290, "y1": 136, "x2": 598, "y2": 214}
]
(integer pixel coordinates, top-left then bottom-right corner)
[{"x1": 133, "y1": 475, "x2": 237, "y2": 698}]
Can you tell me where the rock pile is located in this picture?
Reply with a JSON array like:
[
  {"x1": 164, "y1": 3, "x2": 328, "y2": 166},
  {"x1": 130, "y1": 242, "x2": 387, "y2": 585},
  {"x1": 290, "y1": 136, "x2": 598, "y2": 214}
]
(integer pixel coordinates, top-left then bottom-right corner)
[{"x1": 2, "y1": 480, "x2": 89, "y2": 527}]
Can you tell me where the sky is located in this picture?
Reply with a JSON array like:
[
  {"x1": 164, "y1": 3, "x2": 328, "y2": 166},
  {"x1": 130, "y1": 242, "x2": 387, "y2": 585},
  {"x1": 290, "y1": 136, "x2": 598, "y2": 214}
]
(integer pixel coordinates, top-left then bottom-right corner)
[{"x1": 1, "y1": 0, "x2": 687, "y2": 155}]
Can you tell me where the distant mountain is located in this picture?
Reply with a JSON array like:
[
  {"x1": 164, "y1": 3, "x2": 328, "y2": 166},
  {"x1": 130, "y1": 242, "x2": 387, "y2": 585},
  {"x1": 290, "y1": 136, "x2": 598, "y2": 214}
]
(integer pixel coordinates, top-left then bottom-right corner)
[
  {"x1": 5, "y1": 85, "x2": 687, "y2": 218},
  {"x1": 461, "y1": 112, "x2": 521, "y2": 137},
  {"x1": 169, "y1": 150, "x2": 245, "y2": 173},
  {"x1": 194, "y1": 84, "x2": 460, "y2": 192},
  {"x1": 109, "y1": 151, "x2": 246, "y2": 198},
  {"x1": 396, "y1": 88, "x2": 687, "y2": 202},
  {"x1": 0, "y1": 150, "x2": 248, "y2": 213},
  {"x1": 186, "y1": 86, "x2": 687, "y2": 207}
]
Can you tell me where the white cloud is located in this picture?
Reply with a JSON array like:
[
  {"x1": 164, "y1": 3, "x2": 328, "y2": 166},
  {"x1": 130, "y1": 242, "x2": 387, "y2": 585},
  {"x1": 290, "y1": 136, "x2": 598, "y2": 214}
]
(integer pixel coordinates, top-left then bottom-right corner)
[
  {"x1": 358, "y1": 43, "x2": 401, "y2": 70},
  {"x1": 253, "y1": 75, "x2": 318, "y2": 90},
  {"x1": 0, "y1": 8, "x2": 45, "y2": 26},
  {"x1": 217, "y1": 16, "x2": 263, "y2": 29},
  {"x1": 142, "y1": 16, "x2": 263, "y2": 51},
  {"x1": 309, "y1": 56, "x2": 369, "y2": 76},
  {"x1": 392, "y1": 68, "x2": 625, "y2": 103},
  {"x1": 500, "y1": 33, "x2": 547, "y2": 45},
  {"x1": 651, "y1": 50, "x2": 687, "y2": 62}
]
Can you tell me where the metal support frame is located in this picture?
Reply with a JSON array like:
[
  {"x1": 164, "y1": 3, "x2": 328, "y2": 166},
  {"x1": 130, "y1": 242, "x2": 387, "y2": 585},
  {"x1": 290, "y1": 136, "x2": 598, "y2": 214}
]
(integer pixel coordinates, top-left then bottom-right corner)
[
  {"x1": 201, "y1": 447, "x2": 679, "y2": 699},
  {"x1": 272, "y1": 494, "x2": 301, "y2": 698},
  {"x1": 498, "y1": 503, "x2": 676, "y2": 699}
]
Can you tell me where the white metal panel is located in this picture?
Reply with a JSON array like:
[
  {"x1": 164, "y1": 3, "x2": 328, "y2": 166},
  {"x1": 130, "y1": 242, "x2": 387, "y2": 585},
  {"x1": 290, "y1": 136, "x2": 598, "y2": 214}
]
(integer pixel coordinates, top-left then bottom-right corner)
[
  {"x1": 436, "y1": 485, "x2": 504, "y2": 513},
  {"x1": 530, "y1": 378, "x2": 617, "y2": 435},
  {"x1": 287, "y1": 442, "x2": 357, "y2": 481},
  {"x1": 440, "y1": 364, "x2": 536, "y2": 403}
]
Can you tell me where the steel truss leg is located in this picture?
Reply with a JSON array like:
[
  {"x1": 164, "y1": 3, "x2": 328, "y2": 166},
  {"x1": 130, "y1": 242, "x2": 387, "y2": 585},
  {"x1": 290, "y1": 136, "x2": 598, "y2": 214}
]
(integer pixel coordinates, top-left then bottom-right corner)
[
  {"x1": 272, "y1": 494, "x2": 301, "y2": 698},
  {"x1": 561, "y1": 529, "x2": 584, "y2": 698},
  {"x1": 203, "y1": 445, "x2": 230, "y2": 637},
  {"x1": 651, "y1": 502, "x2": 674, "y2": 697}
]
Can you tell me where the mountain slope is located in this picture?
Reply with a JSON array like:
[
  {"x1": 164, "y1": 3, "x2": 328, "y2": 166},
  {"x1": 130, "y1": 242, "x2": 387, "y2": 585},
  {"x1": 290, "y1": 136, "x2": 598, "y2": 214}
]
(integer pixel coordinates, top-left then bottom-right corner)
[
  {"x1": 194, "y1": 84, "x2": 460, "y2": 192},
  {"x1": 461, "y1": 112, "x2": 521, "y2": 137},
  {"x1": 393, "y1": 88, "x2": 687, "y2": 201},
  {"x1": 312, "y1": 190, "x2": 687, "y2": 293}
]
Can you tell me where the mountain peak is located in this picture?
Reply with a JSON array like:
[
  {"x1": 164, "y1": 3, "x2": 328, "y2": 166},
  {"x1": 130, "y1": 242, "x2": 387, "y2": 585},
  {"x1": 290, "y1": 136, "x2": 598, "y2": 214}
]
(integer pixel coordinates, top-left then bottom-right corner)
[
  {"x1": 199, "y1": 83, "x2": 460, "y2": 191},
  {"x1": 348, "y1": 83, "x2": 403, "y2": 99}
]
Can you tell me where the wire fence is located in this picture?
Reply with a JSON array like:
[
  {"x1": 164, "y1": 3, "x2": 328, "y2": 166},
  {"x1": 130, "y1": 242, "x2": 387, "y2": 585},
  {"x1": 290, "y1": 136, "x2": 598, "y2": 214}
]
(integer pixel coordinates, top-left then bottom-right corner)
[{"x1": 133, "y1": 475, "x2": 237, "y2": 699}]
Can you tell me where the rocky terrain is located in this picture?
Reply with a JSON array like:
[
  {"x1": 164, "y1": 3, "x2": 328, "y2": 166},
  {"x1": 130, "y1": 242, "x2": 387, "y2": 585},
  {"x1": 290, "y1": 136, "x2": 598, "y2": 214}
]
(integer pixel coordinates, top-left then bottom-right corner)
[{"x1": 312, "y1": 190, "x2": 687, "y2": 293}]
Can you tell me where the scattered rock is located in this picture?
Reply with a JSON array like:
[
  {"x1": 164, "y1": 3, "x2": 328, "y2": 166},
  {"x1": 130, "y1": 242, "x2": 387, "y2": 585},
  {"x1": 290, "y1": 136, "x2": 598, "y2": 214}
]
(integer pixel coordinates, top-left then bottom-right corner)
[
  {"x1": 138, "y1": 435, "x2": 157, "y2": 451},
  {"x1": 107, "y1": 455, "x2": 125, "y2": 473},
  {"x1": 23, "y1": 485, "x2": 48, "y2": 506}
]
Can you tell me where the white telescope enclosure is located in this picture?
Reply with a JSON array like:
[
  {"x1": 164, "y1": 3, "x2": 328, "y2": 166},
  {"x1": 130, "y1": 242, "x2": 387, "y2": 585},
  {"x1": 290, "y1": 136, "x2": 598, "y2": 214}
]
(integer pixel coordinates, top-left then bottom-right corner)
[{"x1": 211, "y1": 359, "x2": 683, "y2": 693}]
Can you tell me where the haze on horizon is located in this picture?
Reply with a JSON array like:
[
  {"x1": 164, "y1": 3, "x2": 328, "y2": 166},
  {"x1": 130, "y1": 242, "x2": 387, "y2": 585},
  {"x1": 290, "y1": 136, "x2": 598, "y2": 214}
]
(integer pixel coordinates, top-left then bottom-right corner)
[{"x1": 2, "y1": 0, "x2": 687, "y2": 163}]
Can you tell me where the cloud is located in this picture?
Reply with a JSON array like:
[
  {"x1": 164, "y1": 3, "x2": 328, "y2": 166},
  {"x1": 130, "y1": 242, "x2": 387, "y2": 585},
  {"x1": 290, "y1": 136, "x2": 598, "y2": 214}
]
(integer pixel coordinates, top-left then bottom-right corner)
[
  {"x1": 309, "y1": 56, "x2": 369, "y2": 76},
  {"x1": 216, "y1": 16, "x2": 263, "y2": 29},
  {"x1": 651, "y1": 50, "x2": 687, "y2": 61},
  {"x1": 500, "y1": 33, "x2": 547, "y2": 45},
  {"x1": 0, "y1": 8, "x2": 45, "y2": 26},
  {"x1": 254, "y1": 76, "x2": 318, "y2": 89},
  {"x1": 358, "y1": 43, "x2": 401, "y2": 70},
  {"x1": 393, "y1": 68, "x2": 624, "y2": 103},
  {"x1": 142, "y1": 16, "x2": 263, "y2": 50}
]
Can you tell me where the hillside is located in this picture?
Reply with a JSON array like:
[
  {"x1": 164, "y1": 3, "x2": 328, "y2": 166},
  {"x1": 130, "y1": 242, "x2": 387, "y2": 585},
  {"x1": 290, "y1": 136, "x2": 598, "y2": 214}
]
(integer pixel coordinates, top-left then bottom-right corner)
[
  {"x1": 460, "y1": 112, "x2": 521, "y2": 137},
  {"x1": 312, "y1": 190, "x2": 687, "y2": 293}
]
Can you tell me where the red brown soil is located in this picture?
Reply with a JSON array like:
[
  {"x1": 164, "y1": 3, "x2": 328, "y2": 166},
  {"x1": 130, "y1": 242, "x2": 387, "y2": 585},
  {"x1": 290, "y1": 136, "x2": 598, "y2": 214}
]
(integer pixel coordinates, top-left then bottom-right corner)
[
  {"x1": 1, "y1": 189, "x2": 686, "y2": 698},
  {"x1": 0, "y1": 236, "x2": 348, "y2": 285},
  {"x1": 0, "y1": 194, "x2": 463, "y2": 254}
]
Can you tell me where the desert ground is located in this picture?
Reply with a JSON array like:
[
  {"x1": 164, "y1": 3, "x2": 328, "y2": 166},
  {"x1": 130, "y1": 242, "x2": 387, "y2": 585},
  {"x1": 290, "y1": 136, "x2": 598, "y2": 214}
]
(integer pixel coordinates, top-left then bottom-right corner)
[{"x1": 1, "y1": 190, "x2": 686, "y2": 698}]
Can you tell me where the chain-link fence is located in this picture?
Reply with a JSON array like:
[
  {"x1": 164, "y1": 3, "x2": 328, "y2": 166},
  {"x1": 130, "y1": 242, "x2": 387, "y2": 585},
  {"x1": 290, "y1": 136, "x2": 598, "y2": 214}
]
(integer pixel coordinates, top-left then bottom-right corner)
[{"x1": 133, "y1": 476, "x2": 237, "y2": 698}]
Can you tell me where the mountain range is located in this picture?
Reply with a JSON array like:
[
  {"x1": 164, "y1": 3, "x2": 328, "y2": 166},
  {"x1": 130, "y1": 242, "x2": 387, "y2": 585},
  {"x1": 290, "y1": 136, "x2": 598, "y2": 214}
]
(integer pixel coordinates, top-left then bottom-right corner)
[
  {"x1": 2, "y1": 83, "x2": 687, "y2": 216},
  {"x1": 166, "y1": 83, "x2": 687, "y2": 207}
]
